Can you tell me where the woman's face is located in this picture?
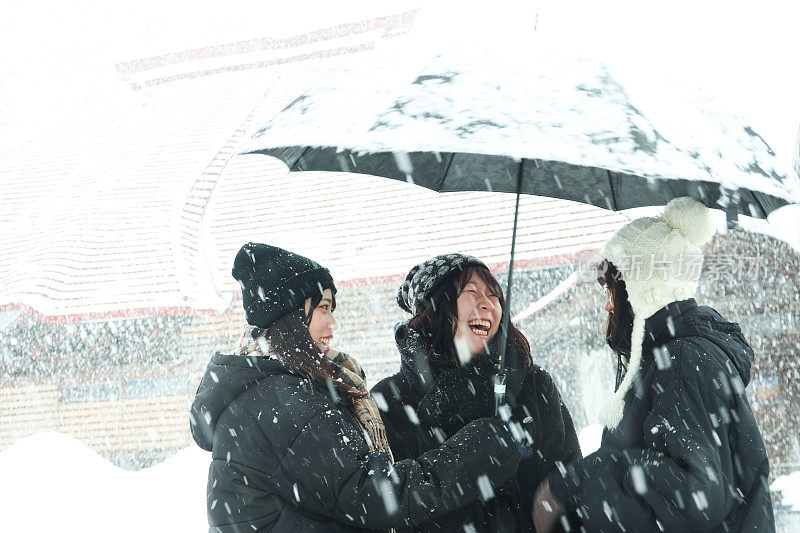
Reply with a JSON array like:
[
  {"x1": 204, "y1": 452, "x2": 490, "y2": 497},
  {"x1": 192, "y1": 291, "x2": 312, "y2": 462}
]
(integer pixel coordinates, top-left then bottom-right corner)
[
  {"x1": 305, "y1": 289, "x2": 337, "y2": 351},
  {"x1": 604, "y1": 286, "x2": 614, "y2": 313},
  {"x1": 453, "y1": 273, "x2": 502, "y2": 361}
]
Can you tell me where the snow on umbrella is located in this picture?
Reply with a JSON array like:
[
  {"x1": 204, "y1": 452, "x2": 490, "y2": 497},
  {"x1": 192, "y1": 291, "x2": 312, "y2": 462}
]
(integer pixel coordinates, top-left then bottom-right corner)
[
  {"x1": 239, "y1": 47, "x2": 800, "y2": 409},
  {"x1": 242, "y1": 48, "x2": 799, "y2": 215}
]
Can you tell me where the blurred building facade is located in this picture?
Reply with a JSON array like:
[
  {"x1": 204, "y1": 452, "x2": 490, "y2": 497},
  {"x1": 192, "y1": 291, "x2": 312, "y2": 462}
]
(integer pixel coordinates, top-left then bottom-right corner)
[{"x1": 2, "y1": 230, "x2": 798, "y2": 472}]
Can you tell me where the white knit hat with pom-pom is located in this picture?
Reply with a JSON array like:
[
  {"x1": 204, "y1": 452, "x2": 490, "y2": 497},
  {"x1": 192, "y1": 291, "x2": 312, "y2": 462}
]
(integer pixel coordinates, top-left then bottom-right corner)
[{"x1": 598, "y1": 196, "x2": 717, "y2": 428}]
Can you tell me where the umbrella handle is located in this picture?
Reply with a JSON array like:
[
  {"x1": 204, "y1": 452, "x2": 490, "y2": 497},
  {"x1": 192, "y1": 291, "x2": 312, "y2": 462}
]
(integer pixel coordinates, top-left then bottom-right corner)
[{"x1": 494, "y1": 371, "x2": 508, "y2": 416}]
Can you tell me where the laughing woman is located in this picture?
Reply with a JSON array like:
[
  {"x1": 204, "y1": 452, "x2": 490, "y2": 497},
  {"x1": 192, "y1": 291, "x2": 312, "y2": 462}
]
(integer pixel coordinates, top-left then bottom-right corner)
[
  {"x1": 372, "y1": 254, "x2": 582, "y2": 532},
  {"x1": 190, "y1": 243, "x2": 522, "y2": 533}
]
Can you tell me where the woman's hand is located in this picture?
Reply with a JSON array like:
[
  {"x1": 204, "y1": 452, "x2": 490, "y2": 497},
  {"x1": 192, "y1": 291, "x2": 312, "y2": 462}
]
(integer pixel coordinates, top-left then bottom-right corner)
[
  {"x1": 532, "y1": 477, "x2": 566, "y2": 533},
  {"x1": 417, "y1": 366, "x2": 495, "y2": 425},
  {"x1": 498, "y1": 406, "x2": 534, "y2": 458}
]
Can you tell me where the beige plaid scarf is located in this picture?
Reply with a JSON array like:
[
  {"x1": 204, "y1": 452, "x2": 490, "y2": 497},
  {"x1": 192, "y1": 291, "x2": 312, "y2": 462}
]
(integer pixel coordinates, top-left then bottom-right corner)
[{"x1": 238, "y1": 325, "x2": 394, "y2": 463}]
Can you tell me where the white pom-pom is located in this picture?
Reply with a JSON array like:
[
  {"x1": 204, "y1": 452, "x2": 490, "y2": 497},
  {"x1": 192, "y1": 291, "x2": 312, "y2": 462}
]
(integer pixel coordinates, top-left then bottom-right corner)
[
  {"x1": 598, "y1": 395, "x2": 625, "y2": 428},
  {"x1": 660, "y1": 197, "x2": 716, "y2": 246}
]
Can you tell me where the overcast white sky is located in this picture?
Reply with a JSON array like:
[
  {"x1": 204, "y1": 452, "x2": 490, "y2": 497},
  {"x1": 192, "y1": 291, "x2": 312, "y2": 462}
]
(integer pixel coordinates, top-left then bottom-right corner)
[
  {"x1": 0, "y1": 0, "x2": 414, "y2": 144},
  {"x1": 1, "y1": 0, "x2": 797, "y2": 170}
]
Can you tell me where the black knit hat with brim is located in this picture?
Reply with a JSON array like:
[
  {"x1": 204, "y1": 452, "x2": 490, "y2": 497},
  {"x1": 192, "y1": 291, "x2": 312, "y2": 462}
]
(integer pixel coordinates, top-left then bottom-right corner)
[
  {"x1": 232, "y1": 242, "x2": 336, "y2": 328},
  {"x1": 397, "y1": 253, "x2": 487, "y2": 314}
]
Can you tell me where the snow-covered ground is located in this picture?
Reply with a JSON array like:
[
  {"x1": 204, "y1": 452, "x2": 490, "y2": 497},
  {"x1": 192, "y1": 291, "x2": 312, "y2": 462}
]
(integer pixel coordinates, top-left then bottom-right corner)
[
  {"x1": 774, "y1": 471, "x2": 800, "y2": 510},
  {"x1": 1, "y1": 431, "x2": 797, "y2": 532},
  {"x1": 0, "y1": 433, "x2": 209, "y2": 532}
]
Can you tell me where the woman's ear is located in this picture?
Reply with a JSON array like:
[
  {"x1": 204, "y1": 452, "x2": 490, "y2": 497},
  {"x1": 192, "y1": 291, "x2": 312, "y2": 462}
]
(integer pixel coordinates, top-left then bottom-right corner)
[{"x1": 303, "y1": 298, "x2": 314, "y2": 325}]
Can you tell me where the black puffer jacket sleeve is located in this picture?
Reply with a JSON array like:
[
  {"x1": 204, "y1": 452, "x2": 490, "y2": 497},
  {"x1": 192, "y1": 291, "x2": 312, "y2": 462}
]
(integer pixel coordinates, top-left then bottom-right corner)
[
  {"x1": 261, "y1": 386, "x2": 521, "y2": 529},
  {"x1": 549, "y1": 339, "x2": 749, "y2": 532},
  {"x1": 515, "y1": 366, "x2": 582, "y2": 520}
]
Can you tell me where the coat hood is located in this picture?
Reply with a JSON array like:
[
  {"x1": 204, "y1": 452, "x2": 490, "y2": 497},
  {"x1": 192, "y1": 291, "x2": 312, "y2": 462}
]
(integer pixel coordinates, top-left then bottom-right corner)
[
  {"x1": 190, "y1": 352, "x2": 292, "y2": 451},
  {"x1": 643, "y1": 298, "x2": 755, "y2": 386}
]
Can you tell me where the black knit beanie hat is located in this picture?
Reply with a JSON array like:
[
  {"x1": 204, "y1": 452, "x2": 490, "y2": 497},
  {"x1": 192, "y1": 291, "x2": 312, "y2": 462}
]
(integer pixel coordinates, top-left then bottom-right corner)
[
  {"x1": 232, "y1": 242, "x2": 336, "y2": 328},
  {"x1": 397, "y1": 253, "x2": 487, "y2": 314}
]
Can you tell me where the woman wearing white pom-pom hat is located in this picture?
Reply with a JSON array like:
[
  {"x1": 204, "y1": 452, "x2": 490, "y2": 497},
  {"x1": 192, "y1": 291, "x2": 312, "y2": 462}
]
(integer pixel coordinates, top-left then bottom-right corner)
[{"x1": 532, "y1": 197, "x2": 774, "y2": 533}]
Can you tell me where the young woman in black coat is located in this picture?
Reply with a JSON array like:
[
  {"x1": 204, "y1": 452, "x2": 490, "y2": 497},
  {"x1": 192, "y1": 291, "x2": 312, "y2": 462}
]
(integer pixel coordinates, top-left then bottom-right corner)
[
  {"x1": 190, "y1": 243, "x2": 522, "y2": 532},
  {"x1": 371, "y1": 253, "x2": 582, "y2": 532},
  {"x1": 532, "y1": 197, "x2": 775, "y2": 533}
]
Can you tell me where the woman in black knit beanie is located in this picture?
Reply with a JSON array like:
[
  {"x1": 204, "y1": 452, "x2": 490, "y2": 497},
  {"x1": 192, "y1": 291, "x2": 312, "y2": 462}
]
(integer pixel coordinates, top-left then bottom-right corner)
[
  {"x1": 190, "y1": 243, "x2": 522, "y2": 533},
  {"x1": 372, "y1": 253, "x2": 582, "y2": 532}
]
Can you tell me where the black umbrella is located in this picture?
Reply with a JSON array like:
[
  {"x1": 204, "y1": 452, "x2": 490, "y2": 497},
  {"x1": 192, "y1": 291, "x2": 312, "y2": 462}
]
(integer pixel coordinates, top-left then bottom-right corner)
[{"x1": 240, "y1": 48, "x2": 800, "y2": 410}]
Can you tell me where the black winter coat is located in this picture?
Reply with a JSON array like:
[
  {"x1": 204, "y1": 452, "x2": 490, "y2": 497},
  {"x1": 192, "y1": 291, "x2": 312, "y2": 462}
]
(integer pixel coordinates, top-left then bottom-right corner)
[
  {"x1": 371, "y1": 323, "x2": 582, "y2": 532},
  {"x1": 549, "y1": 299, "x2": 774, "y2": 532},
  {"x1": 190, "y1": 352, "x2": 522, "y2": 532}
]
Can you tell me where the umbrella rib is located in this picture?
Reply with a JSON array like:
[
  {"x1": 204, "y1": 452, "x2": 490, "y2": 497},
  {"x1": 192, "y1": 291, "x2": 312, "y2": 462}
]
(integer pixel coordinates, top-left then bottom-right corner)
[
  {"x1": 437, "y1": 153, "x2": 456, "y2": 191},
  {"x1": 606, "y1": 170, "x2": 618, "y2": 211},
  {"x1": 750, "y1": 191, "x2": 768, "y2": 218},
  {"x1": 289, "y1": 146, "x2": 313, "y2": 171}
]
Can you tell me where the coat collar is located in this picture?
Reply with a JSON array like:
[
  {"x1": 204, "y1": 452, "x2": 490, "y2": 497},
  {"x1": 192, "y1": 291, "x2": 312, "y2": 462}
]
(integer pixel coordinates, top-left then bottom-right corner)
[
  {"x1": 394, "y1": 320, "x2": 529, "y2": 402},
  {"x1": 642, "y1": 298, "x2": 699, "y2": 353}
]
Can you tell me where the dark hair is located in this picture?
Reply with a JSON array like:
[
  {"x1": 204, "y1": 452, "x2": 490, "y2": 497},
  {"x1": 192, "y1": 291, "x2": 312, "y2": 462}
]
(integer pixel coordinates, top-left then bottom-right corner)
[
  {"x1": 597, "y1": 260, "x2": 634, "y2": 355},
  {"x1": 304, "y1": 291, "x2": 337, "y2": 326},
  {"x1": 255, "y1": 308, "x2": 364, "y2": 401},
  {"x1": 408, "y1": 265, "x2": 531, "y2": 366}
]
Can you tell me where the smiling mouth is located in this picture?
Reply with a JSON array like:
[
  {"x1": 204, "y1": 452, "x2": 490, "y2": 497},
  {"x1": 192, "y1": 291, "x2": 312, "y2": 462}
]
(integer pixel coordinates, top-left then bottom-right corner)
[
  {"x1": 467, "y1": 319, "x2": 491, "y2": 338},
  {"x1": 319, "y1": 336, "x2": 333, "y2": 346}
]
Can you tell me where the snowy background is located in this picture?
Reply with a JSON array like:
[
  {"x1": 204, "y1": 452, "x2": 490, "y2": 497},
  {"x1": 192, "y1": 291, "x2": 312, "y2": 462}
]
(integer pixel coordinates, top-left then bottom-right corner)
[{"x1": 1, "y1": 1, "x2": 799, "y2": 531}]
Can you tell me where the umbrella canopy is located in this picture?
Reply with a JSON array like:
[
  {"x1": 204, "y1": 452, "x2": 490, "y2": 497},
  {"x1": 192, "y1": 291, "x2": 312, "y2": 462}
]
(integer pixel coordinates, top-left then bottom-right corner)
[
  {"x1": 242, "y1": 48, "x2": 800, "y2": 219},
  {"x1": 240, "y1": 46, "x2": 800, "y2": 409}
]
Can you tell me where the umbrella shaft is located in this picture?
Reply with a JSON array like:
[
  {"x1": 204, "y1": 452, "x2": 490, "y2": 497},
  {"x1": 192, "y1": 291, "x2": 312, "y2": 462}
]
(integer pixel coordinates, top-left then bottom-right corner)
[
  {"x1": 500, "y1": 188, "x2": 521, "y2": 346},
  {"x1": 495, "y1": 160, "x2": 524, "y2": 413}
]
